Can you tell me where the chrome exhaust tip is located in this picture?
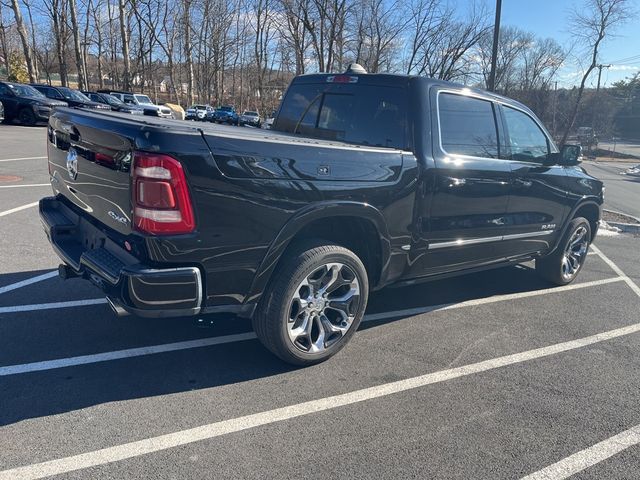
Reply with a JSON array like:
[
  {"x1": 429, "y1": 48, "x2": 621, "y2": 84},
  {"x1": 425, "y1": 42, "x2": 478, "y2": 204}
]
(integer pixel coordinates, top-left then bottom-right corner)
[{"x1": 106, "y1": 296, "x2": 130, "y2": 317}]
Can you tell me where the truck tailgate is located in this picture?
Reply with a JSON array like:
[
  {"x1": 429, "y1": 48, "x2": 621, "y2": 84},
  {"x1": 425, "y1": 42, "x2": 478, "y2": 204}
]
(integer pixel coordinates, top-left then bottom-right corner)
[{"x1": 46, "y1": 108, "x2": 206, "y2": 236}]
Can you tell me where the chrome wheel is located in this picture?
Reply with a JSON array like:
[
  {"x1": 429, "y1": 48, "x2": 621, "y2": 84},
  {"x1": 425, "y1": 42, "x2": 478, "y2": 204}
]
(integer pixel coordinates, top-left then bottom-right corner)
[
  {"x1": 561, "y1": 225, "x2": 589, "y2": 281},
  {"x1": 287, "y1": 262, "x2": 361, "y2": 354}
]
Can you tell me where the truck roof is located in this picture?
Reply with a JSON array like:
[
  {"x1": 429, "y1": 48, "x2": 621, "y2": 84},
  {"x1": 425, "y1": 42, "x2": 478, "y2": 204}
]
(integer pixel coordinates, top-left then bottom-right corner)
[{"x1": 290, "y1": 72, "x2": 525, "y2": 112}]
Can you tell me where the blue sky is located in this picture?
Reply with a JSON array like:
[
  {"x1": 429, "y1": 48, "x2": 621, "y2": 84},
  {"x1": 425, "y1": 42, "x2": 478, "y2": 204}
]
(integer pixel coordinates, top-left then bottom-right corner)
[{"x1": 499, "y1": 0, "x2": 640, "y2": 87}]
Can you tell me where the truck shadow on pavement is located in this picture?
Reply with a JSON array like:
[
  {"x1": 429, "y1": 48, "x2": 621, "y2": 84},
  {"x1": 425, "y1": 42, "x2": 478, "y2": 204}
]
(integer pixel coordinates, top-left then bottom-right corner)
[{"x1": 0, "y1": 263, "x2": 590, "y2": 426}]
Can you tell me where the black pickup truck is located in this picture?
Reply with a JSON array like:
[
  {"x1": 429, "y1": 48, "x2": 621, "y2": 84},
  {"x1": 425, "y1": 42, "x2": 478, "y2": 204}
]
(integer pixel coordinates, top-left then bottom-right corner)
[{"x1": 40, "y1": 67, "x2": 603, "y2": 365}]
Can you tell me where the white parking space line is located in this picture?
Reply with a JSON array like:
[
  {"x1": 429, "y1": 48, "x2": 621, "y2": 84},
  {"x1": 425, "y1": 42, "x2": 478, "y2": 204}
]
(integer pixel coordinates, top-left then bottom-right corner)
[
  {"x1": 0, "y1": 333, "x2": 257, "y2": 376},
  {"x1": 3, "y1": 322, "x2": 640, "y2": 480},
  {"x1": 0, "y1": 202, "x2": 39, "y2": 217},
  {"x1": 0, "y1": 156, "x2": 47, "y2": 162},
  {"x1": 0, "y1": 184, "x2": 49, "y2": 189},
  {"x1": 521, "y1": 424, "x2": 640, "y2": 480},
  {"x1": 364, "y1": 277, "x2": 625, "y2": 322},
  {"x1": 0, "y1": 271, "x2": 57, "y2": 295},
  {"x1": 0, "y1": 299, "x2": 107, "y2": 314},
  {"x1": 0, "y1": 277, "x2": 626, "y2": 377},
  {"x1": 591, "y1": 245, "x2": 640, "y2": 298}
]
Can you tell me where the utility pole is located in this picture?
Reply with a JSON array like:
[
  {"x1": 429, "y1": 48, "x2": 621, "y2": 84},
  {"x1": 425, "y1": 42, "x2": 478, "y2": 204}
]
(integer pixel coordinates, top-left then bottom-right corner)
[
  {"x1": 552, "y1": 80, "x2": 558, "y2": 138},
  {"x1": 596, "y1": 64, "x2": 611, "y2": 92},
  {"x1": 487, "y1": 0, "x2": 502, "y2": 92},
  {"x1": 592, "y1": 64, "x2": 611, "y2": 136}
]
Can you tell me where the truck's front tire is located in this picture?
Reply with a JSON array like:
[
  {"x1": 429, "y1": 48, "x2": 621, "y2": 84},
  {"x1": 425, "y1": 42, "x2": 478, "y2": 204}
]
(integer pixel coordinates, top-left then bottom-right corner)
[
  {"x1": 253, "y1": 241, "x2": 369, "y2": 366},
  {"x1": 536, "y1": 217, "x2": 591, "y2": 285},
  {"x1": 18, "y1": 108, "x2": 36, "y2": 126}
]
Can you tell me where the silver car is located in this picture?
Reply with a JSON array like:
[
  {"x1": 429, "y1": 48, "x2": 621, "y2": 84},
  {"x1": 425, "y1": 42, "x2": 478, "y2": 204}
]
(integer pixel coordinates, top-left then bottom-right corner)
[{"x1": 239, "y1": 111, "x2": 261, "y2": 127}]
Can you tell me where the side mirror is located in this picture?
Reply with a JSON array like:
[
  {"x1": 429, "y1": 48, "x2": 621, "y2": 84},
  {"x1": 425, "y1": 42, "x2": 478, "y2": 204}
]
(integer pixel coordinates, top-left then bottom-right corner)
[{"x1": 560, "y1": 144, "x2": 582, "y2": 165}]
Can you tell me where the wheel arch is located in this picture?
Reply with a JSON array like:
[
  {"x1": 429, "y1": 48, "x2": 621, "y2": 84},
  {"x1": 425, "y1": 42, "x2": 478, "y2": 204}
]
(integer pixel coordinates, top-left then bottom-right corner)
[
  {"x1": 572, "y1": 201, "x2": 600, "y2": 241},
  {"x1": 548, "y1": 199, "x2": 601, "y2": 256},
  {"x1": 245, "y1": 201, "x2": 391, "y2": 308}
]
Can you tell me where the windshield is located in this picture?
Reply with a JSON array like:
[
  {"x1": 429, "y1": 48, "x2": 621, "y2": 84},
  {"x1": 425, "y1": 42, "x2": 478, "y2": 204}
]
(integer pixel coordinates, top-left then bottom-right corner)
[
  {"x1": 58, "y1": 87, "x2": 91, "y2": 102},
  {"x1": 103, "y1": 94, "x2": 125, "y2": 106},
  {"x1": 135, "y1": 94, "x2": 153, "y2": 105},
  {"x1": 191, "y1": 105, "x2": 207, "y2": 110},
  {"x1": 220, "y1": 106, "x2": 234, "y2": 112},
  {"x1": 244, "y1": 111, "x2": 258, "y2": 116},
  {"x1": 7, "y1": 83, "x2": 46, "y2": 98}
]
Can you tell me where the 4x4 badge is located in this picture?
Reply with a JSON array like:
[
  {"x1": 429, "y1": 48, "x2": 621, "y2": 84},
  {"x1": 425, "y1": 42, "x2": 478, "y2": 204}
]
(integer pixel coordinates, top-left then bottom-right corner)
[{"x1": 66, "y1": 148, "x2": 78, "y2": 180}]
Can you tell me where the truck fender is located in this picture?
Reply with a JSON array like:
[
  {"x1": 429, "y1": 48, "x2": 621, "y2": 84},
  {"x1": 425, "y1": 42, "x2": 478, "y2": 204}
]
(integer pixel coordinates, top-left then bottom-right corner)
[
  {"x1": 547, "y1": 199, "x2": 602, "y2": 256},
  {"x1": 245, "y1": 201, "x2": 392, "y2": 305}
]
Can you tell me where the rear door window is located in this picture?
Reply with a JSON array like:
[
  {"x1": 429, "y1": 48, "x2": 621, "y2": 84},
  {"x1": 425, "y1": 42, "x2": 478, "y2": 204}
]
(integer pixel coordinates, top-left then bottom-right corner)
[
  {"x1": 274, "y1": 83, "x2": 408, "y2": 149},
  {"x1": 47, "y1": 88, "x2": 64, "y2": 100},
  {"x1": 438, "y1": 92, "x2": 500, "y2": 159}
]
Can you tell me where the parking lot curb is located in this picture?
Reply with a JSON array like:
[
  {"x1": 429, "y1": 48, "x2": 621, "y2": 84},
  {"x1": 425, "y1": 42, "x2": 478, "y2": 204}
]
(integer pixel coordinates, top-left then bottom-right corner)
[{"x1": 603, "y1": 209, "x2": 640, "y2": 234}]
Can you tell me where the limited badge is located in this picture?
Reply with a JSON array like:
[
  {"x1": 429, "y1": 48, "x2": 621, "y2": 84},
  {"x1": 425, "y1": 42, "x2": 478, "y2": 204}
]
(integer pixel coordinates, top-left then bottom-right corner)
[{"x1": 66, "y1": 147, "x2": 78, "y2": 180}]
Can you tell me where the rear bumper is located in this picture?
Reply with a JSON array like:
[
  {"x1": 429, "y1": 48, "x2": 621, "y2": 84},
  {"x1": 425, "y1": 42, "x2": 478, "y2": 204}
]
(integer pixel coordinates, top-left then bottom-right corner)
[{"x1": 39, "y1": 196, "x2": 203, "y2": 318}]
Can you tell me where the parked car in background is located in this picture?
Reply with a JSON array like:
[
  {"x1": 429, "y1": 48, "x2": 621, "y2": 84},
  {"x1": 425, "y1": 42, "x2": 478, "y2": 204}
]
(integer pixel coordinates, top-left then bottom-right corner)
[
  {"x1": 624, "y1": 164, "x2": 640, "y2": 177},
  {"x1": 0, "y1": 81, "x2": 67, "y2": 125},
  {"x1": 185, "y1": 105, "x2": 213, "y2": 121},
  {"x1": 577, "y1": 127, "x2": 598, "y2": 148},
  {"x1": 82, "y1": 91, "x2": 144, "y2": 114},
  {"x1": 263, "y1": 110, "x2": 276, "y2": 129},
  {"x1": 163, "y1": 103, "x2": 185, "y2": 120},
  {"x1": 239, "y1": 111, "x2": 261, "y2": 127},
  {"x1": 31, "y1": 85, "x2": 110, "y2": 111},
  {"x1": 209, "y1": 105, "x2": 239, "y2": 125},
  {"x1": 100, "y1": 90, "x2": 173, "y2": 118}
]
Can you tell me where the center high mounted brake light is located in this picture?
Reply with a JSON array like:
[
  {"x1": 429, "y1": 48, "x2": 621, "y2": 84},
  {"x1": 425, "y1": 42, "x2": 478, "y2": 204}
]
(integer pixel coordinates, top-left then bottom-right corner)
[
  {"x1": 326, "y1": 75, "x2": 358, "y2": 84},
  {"x1": 132, "y1": 152, "x2": 195, "y2": 235}
]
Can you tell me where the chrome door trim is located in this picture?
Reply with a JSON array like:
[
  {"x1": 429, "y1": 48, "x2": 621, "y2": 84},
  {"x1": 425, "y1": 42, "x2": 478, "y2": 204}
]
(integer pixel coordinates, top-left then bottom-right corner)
[
  {"x1": 428, "y1": 230, "x2": 553, "y2": 250},
  {"x1": 502, "y1": 230, "x2": 553, "y2": 241}
]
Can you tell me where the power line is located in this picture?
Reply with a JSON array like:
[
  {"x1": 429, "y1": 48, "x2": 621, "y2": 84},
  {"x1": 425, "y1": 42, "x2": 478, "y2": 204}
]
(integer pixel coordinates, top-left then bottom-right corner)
[{"x1": 605, "y1": 53, "x2": 640, "y2": 64}]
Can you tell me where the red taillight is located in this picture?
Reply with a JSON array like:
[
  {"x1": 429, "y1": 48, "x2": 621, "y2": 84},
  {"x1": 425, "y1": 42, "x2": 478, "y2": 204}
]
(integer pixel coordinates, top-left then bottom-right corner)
[{"x1": 132, "y1": 152, "x2": 195, "y2": 235}]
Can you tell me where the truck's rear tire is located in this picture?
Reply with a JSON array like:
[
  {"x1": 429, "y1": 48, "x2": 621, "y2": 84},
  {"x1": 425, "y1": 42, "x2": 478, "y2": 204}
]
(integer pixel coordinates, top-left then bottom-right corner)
[
  {"x1": 536, "y1": 217, "x2": 591, "y2": 285},
  {"x1": 253, "y1": 241, "x2": 369, "y2": 366}
]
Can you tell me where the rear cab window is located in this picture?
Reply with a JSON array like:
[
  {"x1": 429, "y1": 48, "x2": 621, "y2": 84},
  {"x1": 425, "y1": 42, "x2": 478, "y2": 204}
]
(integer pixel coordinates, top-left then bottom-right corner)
[
  {"x1": 437, "y1": 92, "x2": 500, "y2": 159},
  {"x1": 273, "y1": 79, "x2": 409, "y2": 150}
]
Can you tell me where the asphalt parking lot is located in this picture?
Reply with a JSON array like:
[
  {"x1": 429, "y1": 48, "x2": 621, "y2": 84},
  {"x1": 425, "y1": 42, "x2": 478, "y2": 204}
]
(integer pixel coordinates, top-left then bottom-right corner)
[{"x1": 1, "y1": 124, "x2": 640, "y2": 480}]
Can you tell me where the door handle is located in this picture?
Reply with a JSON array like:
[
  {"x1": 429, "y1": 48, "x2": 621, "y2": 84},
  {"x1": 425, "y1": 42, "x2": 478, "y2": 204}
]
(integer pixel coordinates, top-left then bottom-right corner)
[{"x1": 447, "y1": 177, "x2": 466, "y2": 187}]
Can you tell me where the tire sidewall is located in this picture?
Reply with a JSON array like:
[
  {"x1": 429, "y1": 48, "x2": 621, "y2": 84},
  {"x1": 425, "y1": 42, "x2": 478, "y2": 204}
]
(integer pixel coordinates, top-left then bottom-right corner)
[
  {"x1": 556, "y1": 217, "x2": 592, "y2": 284},
  {"x1": 271, "y1": 248, "x2": 369, "y2": 364},
  {"x1": 19, "y1": 108, "x2": 35, "y2": 126}
]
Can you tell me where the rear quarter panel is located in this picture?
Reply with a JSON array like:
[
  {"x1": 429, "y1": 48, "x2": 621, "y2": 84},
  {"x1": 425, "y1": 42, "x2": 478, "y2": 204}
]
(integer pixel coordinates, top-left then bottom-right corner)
[{"x1": 196, "y1": 129, "x2": 419, "y2": 306}]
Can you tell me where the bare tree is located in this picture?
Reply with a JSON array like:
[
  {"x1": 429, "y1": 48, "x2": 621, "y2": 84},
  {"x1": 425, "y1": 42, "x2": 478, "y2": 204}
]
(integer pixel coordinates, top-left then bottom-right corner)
[
  {"x1": 68, "y1": 0, "x2": 87, "y2": 88},
  {"x1": 0, "y1": 2, "x2": 12, "y2": 78},
  {"x1": 406, "y1": 0, "x2": 489, "y2": 81},
  {"x1": 8, "y1": 0, "x2": 37, "y2": 82},
  {"x1": 478, "y1": 26, "x2": 533, "y2": 93},
  {"x1": 299, "y1": 0, "x2": 348, "y2": 72},
  {"x1": 118, "y1": 0, "x2": 131, "y2": 89},
  {"x1": 278, "y1": 0, "x2": 310, "y2": 75},
  {"x1": 22, "y1": 0, "x2": 38, "y2": 78},
  {"x1": 350, "y1": 0, "x2": 406, "y2": 73},
  {"x1": 560, "y1": 0, "x2": 632, "y2": 146}
]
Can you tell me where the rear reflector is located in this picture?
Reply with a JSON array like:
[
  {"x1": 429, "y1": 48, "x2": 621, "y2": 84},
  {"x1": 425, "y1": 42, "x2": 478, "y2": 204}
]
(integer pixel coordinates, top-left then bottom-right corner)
[{"x1": 132, "y1": 152, "x2": 195, "y2": 235}]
